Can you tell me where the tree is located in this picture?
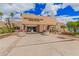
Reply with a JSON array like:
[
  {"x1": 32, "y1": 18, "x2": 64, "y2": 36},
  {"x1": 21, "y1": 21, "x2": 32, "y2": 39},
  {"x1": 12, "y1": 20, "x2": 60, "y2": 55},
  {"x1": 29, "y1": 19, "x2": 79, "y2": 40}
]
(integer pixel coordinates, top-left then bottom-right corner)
[
  {"x1": 0, "y1": 12, "x2": 3, "y2": 20},
  {"x1": 6, "y1": 18, "x2": 12, "y2": 29},
  {"x1": 67, "y1": 21, "x2": 77, "y2": 32},
  {"x1": 10, "y1": 12, "x2": 14, "y2": 19},
  {"x1": 9, "y1": 12, "x2": 15, "y2": 31},
  {"x1": 76, "y1": 20, "x2": 79, "y2": 27}
]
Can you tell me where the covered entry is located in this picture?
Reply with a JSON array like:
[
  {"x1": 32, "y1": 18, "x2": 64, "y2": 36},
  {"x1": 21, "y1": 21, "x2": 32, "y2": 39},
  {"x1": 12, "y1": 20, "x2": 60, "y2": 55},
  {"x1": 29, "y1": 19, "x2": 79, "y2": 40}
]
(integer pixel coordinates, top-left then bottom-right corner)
[
  {"x1": 23, "y1": 25, "x2": 39, "y2": 33},
  {"x1": 27, "y1": 26, "x2": 37, "y2": 32}
]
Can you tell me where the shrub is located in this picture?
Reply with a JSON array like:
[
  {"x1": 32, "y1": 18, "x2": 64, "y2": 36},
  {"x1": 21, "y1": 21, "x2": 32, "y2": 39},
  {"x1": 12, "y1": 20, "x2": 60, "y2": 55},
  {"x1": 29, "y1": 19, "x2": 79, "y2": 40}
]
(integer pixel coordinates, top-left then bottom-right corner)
[
  {"x1": 0, "y1": 27, "x2": 15, "y2": 34},
  {"x1": 0, "y1": 28, "x2": 4, "y2": 34}
]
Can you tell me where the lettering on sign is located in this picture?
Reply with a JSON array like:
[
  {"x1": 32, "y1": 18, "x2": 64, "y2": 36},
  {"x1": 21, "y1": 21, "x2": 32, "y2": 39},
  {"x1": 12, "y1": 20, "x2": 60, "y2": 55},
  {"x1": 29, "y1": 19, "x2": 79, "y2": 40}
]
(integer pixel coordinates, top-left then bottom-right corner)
[{"x1": 24, "y1": 18, "x2": 43, "y2": 21}]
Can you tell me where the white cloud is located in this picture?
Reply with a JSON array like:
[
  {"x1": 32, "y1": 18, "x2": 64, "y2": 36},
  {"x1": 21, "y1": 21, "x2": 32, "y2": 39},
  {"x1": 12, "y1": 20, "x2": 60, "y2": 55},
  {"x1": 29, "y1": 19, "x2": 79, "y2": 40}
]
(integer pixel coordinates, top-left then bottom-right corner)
[
  {"x1": 60, "y1": 3, "x2": 79, "y2": 11},
  {"x1": 56, "y1": 16, "x2": 79, "y2": 24},
  {"x1": 0, "y1": 3, "x2": 35, "y2": 14},
  {"x1": 42, "y1": 3, "x2": 79, "y2": 17},
  {"x1": 0, "y1": 3, "x2": 35, "y2": 19},
  {"x1": 41, "y1": 3, "x2": 79, "y2": 24},
  {"x1": 41, "y1": 3, "x2": 61, "y2": 16},
  {"x1": 13, "y1": 14, "x2": 22, "y2": 19},
  {"x1": 50, "y1": 4, "x2": 61, "y2": 15},
  {"x1": 11, "y1": 3, "x2": 35, "y2": 12}
]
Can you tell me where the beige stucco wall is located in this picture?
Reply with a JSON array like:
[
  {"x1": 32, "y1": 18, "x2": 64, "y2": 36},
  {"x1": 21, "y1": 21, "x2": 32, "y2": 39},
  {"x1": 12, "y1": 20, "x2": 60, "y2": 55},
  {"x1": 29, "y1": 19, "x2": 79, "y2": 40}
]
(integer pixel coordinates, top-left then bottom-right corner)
[{"x1": 21, "y1": 14, "x2": 57, "y2": 25}]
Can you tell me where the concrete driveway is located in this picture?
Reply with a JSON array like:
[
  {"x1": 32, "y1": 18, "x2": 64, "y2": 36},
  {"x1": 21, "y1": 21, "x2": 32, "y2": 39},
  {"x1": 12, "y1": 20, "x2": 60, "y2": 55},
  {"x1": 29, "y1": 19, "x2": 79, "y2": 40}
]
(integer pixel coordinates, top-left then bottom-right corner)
[{"x1": 0, "y1": 33, "x2": 79, "y2": 56}]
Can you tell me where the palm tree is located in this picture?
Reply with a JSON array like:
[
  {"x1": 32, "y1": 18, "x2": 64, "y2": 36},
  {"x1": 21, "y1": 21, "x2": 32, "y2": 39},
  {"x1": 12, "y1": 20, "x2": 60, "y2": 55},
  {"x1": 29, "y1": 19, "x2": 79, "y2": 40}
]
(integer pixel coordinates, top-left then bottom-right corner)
[
  {"x1": 9, "y1": 12, "x2": 15, "y2": 31},
  {"x1": 0, "y1": 12, "x2": 3, "y2": 20},
  {"x1": 10, "y1": 12, "x2": 14, "y2": 19},
  {"x1": 6, "y1": 18, "x2": 12, "y2": 29}
]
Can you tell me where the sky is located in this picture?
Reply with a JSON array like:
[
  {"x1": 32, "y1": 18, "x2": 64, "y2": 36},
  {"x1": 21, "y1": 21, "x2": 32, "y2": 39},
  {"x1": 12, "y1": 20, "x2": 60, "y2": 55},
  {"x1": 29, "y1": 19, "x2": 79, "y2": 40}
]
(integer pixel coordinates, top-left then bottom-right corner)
[{"x1": 0, "y1": 3, "x2": 79, "y2": 23}]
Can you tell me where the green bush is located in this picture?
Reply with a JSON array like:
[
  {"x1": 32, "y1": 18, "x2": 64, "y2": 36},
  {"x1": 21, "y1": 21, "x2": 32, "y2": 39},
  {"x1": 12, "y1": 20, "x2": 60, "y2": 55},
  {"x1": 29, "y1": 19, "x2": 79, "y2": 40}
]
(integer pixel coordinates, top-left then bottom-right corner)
[
  {"x1": 3, "y1": 27, "x2": 10, "y2": 33},
  {"x1": 0, "y1": 28, "x2": 4, "y2": 34},
  {"x1": 0, "y1": 27, "x2": 15, "y2": 34}
]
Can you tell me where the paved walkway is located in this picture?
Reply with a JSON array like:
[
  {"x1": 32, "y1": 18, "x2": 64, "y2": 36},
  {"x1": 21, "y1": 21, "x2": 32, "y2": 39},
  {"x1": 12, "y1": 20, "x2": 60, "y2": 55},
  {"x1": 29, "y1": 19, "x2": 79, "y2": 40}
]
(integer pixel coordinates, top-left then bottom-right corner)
[{"x1": 0, "y1": 33, "x2": 79, "y2": 56}]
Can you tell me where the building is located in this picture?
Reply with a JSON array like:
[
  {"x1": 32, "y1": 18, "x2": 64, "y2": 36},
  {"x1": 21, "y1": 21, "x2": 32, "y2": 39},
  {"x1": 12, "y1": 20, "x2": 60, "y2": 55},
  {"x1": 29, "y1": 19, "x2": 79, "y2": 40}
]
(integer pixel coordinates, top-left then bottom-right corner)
[
  {"x1": 13, "y1": 14, "x2": 57, "y2": 33},
  {"x1": 0, "y1": 14, "x2": 58, "y2": 33}
]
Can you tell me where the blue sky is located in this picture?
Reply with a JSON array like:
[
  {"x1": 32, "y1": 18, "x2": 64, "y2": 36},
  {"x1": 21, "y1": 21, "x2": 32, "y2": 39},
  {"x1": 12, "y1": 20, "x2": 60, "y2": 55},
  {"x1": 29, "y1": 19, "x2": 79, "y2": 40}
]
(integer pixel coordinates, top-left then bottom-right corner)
[
  {"x1": 24, "y1": 3, "x2": 46, "y2": 15},
  {"x1": 0, "y1": 3, "x2": 79, "y2": 23},
  {"x1": 23, "y1": 3, "x2": 79, "y2": 17},
  {"x1": 56, "y1": 5, "x2": 79, "y2": 16}
]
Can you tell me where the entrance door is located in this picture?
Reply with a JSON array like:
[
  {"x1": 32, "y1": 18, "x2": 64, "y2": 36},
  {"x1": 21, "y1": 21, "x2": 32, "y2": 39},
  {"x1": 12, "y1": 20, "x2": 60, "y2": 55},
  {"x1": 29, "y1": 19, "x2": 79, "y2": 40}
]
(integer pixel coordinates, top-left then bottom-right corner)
[{"x1": 27, "y1": 27, "x2": 37, "y2": 32}]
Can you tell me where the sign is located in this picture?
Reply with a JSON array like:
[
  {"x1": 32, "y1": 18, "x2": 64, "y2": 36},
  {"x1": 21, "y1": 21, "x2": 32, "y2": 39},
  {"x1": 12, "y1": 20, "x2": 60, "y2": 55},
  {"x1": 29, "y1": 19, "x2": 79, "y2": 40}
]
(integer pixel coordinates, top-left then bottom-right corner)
[{"x1": 24, "y1": 18, "x2": 43, "y2": 22}]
